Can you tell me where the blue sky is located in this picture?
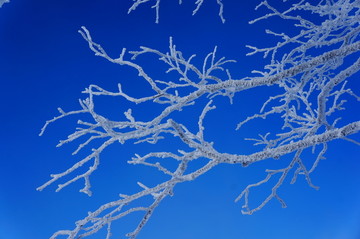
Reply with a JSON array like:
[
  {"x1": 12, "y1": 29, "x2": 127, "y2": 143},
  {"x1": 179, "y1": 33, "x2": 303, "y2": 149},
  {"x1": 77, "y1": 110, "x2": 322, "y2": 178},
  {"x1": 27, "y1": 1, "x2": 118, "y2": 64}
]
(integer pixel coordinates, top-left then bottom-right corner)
[{"x1": 0, "y1": 0, "x2": 359, "y2": 239}]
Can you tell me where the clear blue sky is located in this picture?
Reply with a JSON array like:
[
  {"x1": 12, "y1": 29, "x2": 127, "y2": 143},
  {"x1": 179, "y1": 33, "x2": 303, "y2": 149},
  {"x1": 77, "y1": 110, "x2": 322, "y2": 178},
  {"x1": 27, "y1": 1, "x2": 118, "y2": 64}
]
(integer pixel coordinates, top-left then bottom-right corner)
[{"x1": 0, "y1": 0, "x2": 359, "y2": 239}]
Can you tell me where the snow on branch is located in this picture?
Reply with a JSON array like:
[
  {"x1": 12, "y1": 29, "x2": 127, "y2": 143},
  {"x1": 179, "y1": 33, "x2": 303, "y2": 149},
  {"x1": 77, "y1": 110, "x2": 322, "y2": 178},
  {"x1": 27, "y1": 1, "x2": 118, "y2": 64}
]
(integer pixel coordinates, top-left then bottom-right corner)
[
  {"x1": 128, "y1": 0, "x2": 225, "y2": 23},
  {"x1": 0, "y1": 0, "x2": 9, "y2": 8},
  {"x1": 39, "y1": 0, "x2": 360, "y2": 238}
]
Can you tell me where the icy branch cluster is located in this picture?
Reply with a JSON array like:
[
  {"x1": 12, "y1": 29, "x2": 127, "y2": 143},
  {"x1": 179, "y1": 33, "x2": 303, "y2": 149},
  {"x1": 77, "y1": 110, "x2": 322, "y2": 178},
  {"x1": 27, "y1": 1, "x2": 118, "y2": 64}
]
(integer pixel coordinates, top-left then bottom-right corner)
[
  {"x1": 128, "y1": 0, "x2": 225, "y2": 23},
  {"x1": 38, "y1": 0, "x2": 360, "y2": 238}
]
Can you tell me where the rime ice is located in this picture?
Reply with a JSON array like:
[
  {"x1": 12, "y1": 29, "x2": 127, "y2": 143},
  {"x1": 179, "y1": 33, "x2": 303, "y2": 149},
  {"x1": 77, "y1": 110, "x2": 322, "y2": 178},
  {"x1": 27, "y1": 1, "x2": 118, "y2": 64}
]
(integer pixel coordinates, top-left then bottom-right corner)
[{"x1": 39, "y1": 1, "x2": 360, "y2": 238}]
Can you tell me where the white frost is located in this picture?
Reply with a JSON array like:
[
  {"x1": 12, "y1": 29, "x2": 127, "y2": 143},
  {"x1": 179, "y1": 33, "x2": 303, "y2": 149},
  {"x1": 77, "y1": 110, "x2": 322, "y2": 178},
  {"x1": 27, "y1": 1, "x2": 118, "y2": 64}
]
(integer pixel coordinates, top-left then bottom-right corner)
[
  {"x1": 0, "y1": 0, "x2": 9, "y2": 8},
  {"x1": 39, "y1": 0, "x2": 360, "y2": 238}
]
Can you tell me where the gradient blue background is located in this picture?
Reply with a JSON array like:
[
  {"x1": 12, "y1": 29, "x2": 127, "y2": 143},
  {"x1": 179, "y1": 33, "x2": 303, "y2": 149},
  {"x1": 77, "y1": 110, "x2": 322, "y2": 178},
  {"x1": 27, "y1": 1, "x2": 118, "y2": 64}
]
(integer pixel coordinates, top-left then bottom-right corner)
[{"x1": 0, "y1": 1, "x2": 359, "y2": 238}]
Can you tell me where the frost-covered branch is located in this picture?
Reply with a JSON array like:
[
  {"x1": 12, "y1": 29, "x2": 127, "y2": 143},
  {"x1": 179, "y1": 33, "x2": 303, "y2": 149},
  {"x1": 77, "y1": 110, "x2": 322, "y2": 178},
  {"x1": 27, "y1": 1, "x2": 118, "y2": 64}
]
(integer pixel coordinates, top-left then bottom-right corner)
[
  {"x1": 39, "y1": 0, "x2": 360, "y2": 238},
  {"x1": 0, "y1": 0, "x2": 9, "y2": 8},
  {"x1": 128, "y1": 0, "x2": 225, "y2": 23},
  {"x1": 44, "y1": 118, "x2": 360, "y2": 238}
]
